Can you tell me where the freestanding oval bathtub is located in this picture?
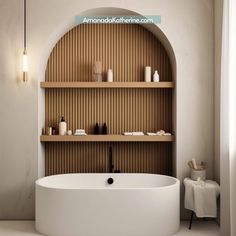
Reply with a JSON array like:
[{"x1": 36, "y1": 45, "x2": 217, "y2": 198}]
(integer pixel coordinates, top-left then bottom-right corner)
[{"x1": 36, "y1": 173, "x2": 180, "y2": 236}]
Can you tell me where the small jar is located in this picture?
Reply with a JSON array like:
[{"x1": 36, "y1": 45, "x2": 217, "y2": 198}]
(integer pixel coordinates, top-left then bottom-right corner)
[
  {"x1": 191, "y1": 169, "x2": 206, "y2": 181},
  {"x1": 46, "y1": 127, "x2": 52, "y2": 135}
]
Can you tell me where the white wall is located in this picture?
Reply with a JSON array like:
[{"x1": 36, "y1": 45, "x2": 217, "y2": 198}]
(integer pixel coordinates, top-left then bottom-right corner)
[
  {"x1": 0, "y1": 0, "x2": 38, "y2": 219},
  {"x1": 214, "y1": 0, "x2": 224, "y2": 229},
  {"x1": 0, "y1": 0, "x2": 214, "y2": 219},
  {"x1": 214, "y1": 0, "x2": 223, "y2": 184}
]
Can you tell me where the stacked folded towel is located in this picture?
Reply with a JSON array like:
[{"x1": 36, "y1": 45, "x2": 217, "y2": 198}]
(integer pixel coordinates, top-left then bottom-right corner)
[
  {"x1": 123, "y1": 130, "x2": 172, "y2": 136},
  {"x1": 74, "y1": 129, "x2": 87, "y2": 136},
  {"x1": 123, "y1": 131, "x2": 144, "y2": 136},
  {"x1": 123, "y1": 132, "x2": 133, "y2": 136},
  {"x1": 146, "y1": 130, "x2": 172, "y2": 136},
  {"x1": 146, "y1": 132, "x2": 157, "y2": 136}
]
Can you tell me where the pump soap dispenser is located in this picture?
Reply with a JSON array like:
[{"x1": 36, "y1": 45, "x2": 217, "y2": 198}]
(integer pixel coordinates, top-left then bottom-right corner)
[{"x1": 59, "y1": 116, "x2": 67, "y2": 135}]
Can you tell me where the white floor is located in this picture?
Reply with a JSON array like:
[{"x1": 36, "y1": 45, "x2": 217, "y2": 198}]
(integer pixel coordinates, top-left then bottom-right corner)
[{"x1": 0, "y1": 220, "x2": 220, "y2": 236}]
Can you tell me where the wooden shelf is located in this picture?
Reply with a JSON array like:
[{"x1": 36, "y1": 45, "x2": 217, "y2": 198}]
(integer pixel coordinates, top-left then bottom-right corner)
[
  {"x1": 40, "y1": 135, "x2": 175, "y2": 142},
  {"x1": 40, "y1": 82, "x2": 174, "y2": 88}
]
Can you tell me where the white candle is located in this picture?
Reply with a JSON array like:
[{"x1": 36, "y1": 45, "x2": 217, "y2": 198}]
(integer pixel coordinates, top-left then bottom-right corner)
[
  {"x1": 145, "y1": 66, "x2": 151, "y2": 82},
  {"x1": 107, "y1": 69, "x2": 113, "y2": 82}
]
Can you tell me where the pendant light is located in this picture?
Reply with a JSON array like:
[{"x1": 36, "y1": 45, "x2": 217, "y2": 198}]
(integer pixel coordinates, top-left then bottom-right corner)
[{"x1": 23, "y1": 0, "x2": 28, "y2": 82}]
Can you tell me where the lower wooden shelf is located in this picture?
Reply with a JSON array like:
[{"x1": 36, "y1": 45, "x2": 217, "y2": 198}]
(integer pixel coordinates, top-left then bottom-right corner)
[{"x1": 40, "y1": 135, "x2": 174, "y2": 142}]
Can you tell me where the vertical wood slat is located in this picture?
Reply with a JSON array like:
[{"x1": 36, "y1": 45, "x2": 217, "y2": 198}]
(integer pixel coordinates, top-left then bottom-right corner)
[
  {"x1": 45, "y1": 23, "x2": 173, "y2": 176},
  {"x1": 45, "y1": 142, "x2": 172, "y2": 176},
  {"x1": 45, "y1": 24, "x2": 172, "y2": 82}
]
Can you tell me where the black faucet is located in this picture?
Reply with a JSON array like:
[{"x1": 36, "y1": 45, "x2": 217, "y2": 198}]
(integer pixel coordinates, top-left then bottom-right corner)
[
  {"x1": 108, "y1": 147, "x2": 114, "y2": 173},
  {"x1": 108, "y1": 147, "x2": 121, "y2": 173}
]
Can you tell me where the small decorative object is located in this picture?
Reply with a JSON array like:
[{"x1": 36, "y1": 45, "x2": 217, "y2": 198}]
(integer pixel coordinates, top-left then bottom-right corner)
[
  {"x1": 156, "y1": 130, "x2": 166, "y2": 136},
  {"x1": 187, "y1": 158, "x2": 207, "y2": 181},
  {"x1": 67, "y1": 130, "x2": 72, "y2": 136},
  {"x1": 123, "y1": 131, "x2": 144, "y2": 136},
  {"x1": 46, "y1": 127, "x2": 52, "y2": 135},
  {"x1": 93, "y1": 61, "x2": 103, "y2": 82},
  {"x1": 94, "y1": 123, "x2": 99, "y2": 134},
  {"x1": 42, "y1": 128, "x2": 45, "y2": 135},
  {"x1": 59, "y1": 116, "x2": 67, "y2": 135},
  {"x1": 74, "y1": 129, "x2": 87, "y2": 136},
  {"x1": 52, "y1": 127, "x2": 57, "y2": 135},
  {"x1": 153, "y1": 70, "x2": 160, "y2": 82},
  {"x1": 191, "y1": 169, "x2": 206, "y2": 181},
  {"x1": 107, "y1": 69, "x2": 113, "y2": 82},
  {"x1": 144, "y1": 66, "x2": 151, "y2": 82},
  {"x1": 102, "y1": 123, "x2": 108, "y2": 134}
]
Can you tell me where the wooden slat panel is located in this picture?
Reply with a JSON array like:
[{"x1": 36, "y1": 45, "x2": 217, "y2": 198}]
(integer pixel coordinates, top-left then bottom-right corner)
[
  {"x1": 45, "y1": 142, "x2": 172, "y2": 176},
  {"x1": 45, "y1": 88, "x2": 172, "y2": 135},
  {"x1": 45, "y1": 24, "x2": 172, "y2": 82},
  {"x1": 44, "y1": 23, "x2": 173, "y2": 176}
]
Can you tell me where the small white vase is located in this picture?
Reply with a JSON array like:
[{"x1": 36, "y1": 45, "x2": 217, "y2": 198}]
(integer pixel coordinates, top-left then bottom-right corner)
[
  {"x1": 153, "y1": 70, "x2": 160, "y2": 82},
  {"x1": 107, "y1": 69, "x2": 113, "y2": 82}
]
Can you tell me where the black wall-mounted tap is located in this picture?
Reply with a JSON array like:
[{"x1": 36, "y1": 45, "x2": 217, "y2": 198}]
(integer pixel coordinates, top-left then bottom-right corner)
[
  {"x1": 108, "y1": 147, "x2": 114, "y2": 173},
  {"x1": 108, "y1": 147, "x2": 121, "y2": 173}
]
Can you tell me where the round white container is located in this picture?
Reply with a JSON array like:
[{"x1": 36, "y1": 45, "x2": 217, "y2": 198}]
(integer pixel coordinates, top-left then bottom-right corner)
[
  {"x1": 145, "y1": 66, "x2": 151, "y2": 82},
  {"x1": 190, "y1": 169, "x2": 206, "y2": 181},
  {"x1": 107, "y1": 69, "x2": 113, "y2": 82}
]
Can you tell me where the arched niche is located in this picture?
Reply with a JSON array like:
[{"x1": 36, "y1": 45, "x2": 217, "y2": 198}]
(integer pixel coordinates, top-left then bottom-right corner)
[{"x1": 38, "y1": 7, "x2": 177, "y2": 177}]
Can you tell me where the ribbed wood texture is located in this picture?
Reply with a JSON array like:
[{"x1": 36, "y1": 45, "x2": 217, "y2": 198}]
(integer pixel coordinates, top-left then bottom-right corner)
[
  {"x1": 45, "y1": 24, "x2": 172, "y2": 82},
  {"x1": 45, "y1": 23, "x2": 173, "y2": 176},
  {"x1": 45, "y1": 88, "x2": 172, "y2": 134},
  {"x1": 45, "y1": 143, "x2": 172, "y2": 175}
]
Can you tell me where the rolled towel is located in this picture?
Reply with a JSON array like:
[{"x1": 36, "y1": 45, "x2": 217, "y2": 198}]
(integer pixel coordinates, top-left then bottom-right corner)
[{"x1": 156, "y1": 130, "x2": 165, "y2": 136}]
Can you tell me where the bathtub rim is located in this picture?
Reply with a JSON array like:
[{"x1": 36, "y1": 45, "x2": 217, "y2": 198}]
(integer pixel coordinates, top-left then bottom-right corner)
[{"x1": 36, "y1": 173, "x2": 180, "y2": 191}]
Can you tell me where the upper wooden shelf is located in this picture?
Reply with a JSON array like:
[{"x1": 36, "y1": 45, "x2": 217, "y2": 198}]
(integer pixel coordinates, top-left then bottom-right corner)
[
  {"x1": 40, "y1": 135, "x2": 175, "y2": 142},
  {"x1": 40, "y1": 82, "x2": 174, "y2": 88}
]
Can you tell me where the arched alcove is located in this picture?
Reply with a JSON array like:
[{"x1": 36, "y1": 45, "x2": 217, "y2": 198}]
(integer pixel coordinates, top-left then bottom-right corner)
[{"x1": 38, "y1": 8, "x2": 177, "y2": 177}]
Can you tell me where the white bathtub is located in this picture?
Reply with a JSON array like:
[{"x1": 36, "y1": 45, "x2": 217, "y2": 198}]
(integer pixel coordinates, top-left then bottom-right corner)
[{"x1": 36, "y1": 173, "x2": 180, "y2": 236}]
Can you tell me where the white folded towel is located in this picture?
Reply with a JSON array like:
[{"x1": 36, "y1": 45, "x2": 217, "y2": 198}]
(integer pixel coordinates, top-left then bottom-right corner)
[
  {"x1": 132, "y1": 131, "x2": 144, "y2": 136},
  {"x1": 74, "y1": 133, "x2": 87, "y2": 136},
  {"x1": 146, "y1": 132, "x2": 157, "y2": 136},
  {"x1": 123, "y1": 132, "x2": 133, "y2": 136},
  {"x1": 184, "y1": 178, "x2": 220, "y2": 217},
  {"x1": 75, "y1": 129, "x2": 85, "y2": 133},
  {"x1": 123, "y1": 131, "x2": 144, "y2": 136}
]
